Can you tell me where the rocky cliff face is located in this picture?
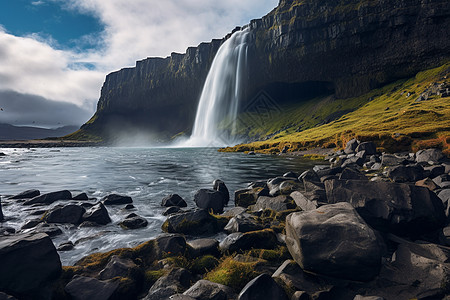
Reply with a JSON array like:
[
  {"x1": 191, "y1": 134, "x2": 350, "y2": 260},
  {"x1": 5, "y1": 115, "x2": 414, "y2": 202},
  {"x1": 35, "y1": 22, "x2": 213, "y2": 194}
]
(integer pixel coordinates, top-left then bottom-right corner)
[{"x1": 78, "y1": 0, "x2": 450, "y2": 142}]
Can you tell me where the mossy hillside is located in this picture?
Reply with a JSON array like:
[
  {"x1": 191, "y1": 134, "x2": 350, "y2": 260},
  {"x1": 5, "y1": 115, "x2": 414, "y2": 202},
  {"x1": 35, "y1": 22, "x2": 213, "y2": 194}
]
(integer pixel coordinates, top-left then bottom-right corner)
[{"x1": 223, "y1": 63, "x2": 450, "y2": 155}]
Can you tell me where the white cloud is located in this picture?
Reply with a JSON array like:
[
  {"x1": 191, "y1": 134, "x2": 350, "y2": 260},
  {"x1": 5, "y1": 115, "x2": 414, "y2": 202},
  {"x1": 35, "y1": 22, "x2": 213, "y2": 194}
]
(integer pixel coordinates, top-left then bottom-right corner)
[
  {"x1": 31, "y1": 1, "x2": 46, "y2": 6},
  {"x1": 0, "y1": 0, "x2": 278, "y2": 125}
]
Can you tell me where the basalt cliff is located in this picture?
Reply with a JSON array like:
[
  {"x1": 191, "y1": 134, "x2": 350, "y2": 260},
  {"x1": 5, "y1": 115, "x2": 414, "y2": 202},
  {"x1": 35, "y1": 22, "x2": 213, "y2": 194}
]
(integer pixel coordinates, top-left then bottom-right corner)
[{"x1": 72, "y1": 0, "x2": 450, "y2": 143}]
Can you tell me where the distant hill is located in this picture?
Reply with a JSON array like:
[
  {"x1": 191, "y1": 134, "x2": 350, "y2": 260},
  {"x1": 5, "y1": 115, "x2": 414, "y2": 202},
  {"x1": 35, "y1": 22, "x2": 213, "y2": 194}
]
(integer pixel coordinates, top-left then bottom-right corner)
[{"x1": 0, "y1": 124, "x2": 79, "y2": 140}]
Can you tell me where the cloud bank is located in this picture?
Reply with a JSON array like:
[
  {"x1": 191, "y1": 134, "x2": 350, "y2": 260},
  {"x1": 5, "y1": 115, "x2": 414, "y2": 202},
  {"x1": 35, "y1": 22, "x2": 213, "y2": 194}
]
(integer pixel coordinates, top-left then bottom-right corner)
[{"x1": 0, "y1": 0, "x2": 278, "y2": 127}]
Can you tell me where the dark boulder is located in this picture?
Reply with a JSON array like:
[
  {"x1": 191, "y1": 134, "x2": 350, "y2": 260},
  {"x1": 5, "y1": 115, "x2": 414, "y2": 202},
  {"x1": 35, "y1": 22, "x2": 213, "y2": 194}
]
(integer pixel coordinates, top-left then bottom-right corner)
[
  {"x1": 325, "y1": 179, "x2": 446, "y2": 236},
  {"x1": 187, "y1": 238, "x2": 219, "y2": 258},
  {"x1": 235, "y1": 187, "x2": 269, "y2": 208},
  {"x1": 162, "y1": 209, "x2": 222, "y2": 235},
  {"x1": 8, "y1": 189, "x2": 40, "y2": 200},
  {"x1": 381, "y1": 154, "x2": 406, "y2": 166},
  {"x1": 194, "y1": 189, "x2": 226, "y2": 214},
  {"x1": 0, "y1": 233, "x2": 62, "y2": 298},
  {"x1": 147, "y1": 268, "x2": 191, "y2": 295},
  {"x1": 222, "y1": 206, "x2": 247, "y2": 217},
  {"x1": 73, "y1": 193, "x2": 89, "y2": 200},
  {"x1": 290, "y1": 191, "x2": 319, "y2": 211},
  {"x1": 65, "y1": 275, "x2": 120, "y2": 300},
  {"x1": 339, "y1": 168, "x2": 368, "y2": 181},
  {"x1": 355, "y1": 142, "x2": 377, "y2": 155},
  {"x1": 119, "y1": 214, "x2": 148, "y2": 229},
  {"x1": 424, "y1": 165, "x2": 445, "y2": 178},
  {"x1": 238, "y1": 273, "x2": 288, "y2": 300},
  {"x1": 285, "y1": 202, "x2": 384, "y2": 281},
  {"x1": 224, "y1": 214, "x2": 263, "y2": 233},
  {"x1": 45, "y1": 204, "x2": 86, "y2": 225},
  {"x1": 32, "y1": 223, "x2": 63, "y2": 237},
  {"x1": 82, "y1": 202, "x2": 111, "y2": 225},
  {"x1": 415, "y1": 178, "x2": 438, "y2": 191},
  {"x1": 213, "y1": 179, "x2": 230, "y2": 206},
  {"x1": 163, "y1": 206, "x2": 183, "y2": 216},
  {"x1": 21, "y1": 219, "x2": 41, "y2": 230},
  {"x1": 161, "y1": 194, "x2": 187, "y2": 208},
  {"x1": 156, "y1": 234, "x2": 187, "y2": 257},
  {"x1": 219, "y1": 229, "x2": 278, "y2": 253},
  {"x1": 344, "y1": 139, "x2": 359, "y2": 154},
  {"x1": 23, "y1": 190, "x2": 72, "y2": 205},
  {"x1": 283, "y1": 171, "x2": 298, "y2": 179},
  {"x1": 251, "y1": 195, "x2": 295, "y2": 212},
  {"x1": 57, "y1": 241, "x2": 74, "y2": 251},
  {"x1": 299, "y1": 169, "x2": 321, "y2": 183},
  {"x1": 387, "y1": 165, "x2": 424, "y2": 183},
  {"x1": 102, "y1": 194, "x2": 132, "y2": 205},
  {"x1": 267, "y1": 177, "x2": 297, "y2": 196},
  {"x1": 416, "y1": 148, "x2": 444, "y2": 163},
  {"x1": 184, "y1": 280, "x2": 235, "y2": 300},
  {"x1": 341, "y1": 157, "x2": 364, "y2": 169},
  {"x1": 98, "y1": 255, "x2": 139, "y2": 280}
]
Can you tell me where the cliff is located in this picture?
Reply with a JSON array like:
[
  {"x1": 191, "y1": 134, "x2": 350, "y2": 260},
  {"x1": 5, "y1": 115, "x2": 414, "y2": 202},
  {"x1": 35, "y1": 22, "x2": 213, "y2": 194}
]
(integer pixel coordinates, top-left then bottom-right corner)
[{"x1": 72, "y1": 0, "x2": 450, "y2": 142}]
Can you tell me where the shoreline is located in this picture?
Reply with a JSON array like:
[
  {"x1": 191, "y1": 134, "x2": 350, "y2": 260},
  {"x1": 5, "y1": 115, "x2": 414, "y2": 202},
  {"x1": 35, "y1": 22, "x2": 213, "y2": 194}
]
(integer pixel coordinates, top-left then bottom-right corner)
[{"x1": 0, "y1": 139, "x2": 104, "y2": 148}]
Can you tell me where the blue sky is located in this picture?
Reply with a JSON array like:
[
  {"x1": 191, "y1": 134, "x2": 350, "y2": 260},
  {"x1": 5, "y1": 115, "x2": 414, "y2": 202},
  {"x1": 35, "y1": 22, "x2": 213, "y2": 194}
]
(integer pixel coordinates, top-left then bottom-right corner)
[{"x1": 0, "y1": 0, "x2": 278, "y2": 127}]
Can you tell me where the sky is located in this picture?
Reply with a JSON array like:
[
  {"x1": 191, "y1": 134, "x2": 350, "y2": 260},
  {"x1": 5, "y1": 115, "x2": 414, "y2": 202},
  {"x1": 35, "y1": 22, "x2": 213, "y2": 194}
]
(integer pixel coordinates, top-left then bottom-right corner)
[{"x1": 0, "y1": 0, "x2": 278, "y2": 128}]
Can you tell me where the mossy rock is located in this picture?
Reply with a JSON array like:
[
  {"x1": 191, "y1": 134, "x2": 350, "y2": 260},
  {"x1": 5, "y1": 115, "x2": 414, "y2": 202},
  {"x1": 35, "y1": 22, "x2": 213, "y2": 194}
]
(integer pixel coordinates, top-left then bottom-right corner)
[
  {"x1": 162, "y1": 209, "x2": 223, "y2": 235},
  {"x1": 190, "y1": 255, "x2": 220, "y2": 274}
]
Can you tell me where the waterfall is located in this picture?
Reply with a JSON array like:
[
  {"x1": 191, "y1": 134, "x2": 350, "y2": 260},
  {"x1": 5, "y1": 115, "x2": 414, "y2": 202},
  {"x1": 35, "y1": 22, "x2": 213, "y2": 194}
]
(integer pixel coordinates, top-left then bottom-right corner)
[{"x1": 184, "y1": 28, "x2": 250, "y2": 147}]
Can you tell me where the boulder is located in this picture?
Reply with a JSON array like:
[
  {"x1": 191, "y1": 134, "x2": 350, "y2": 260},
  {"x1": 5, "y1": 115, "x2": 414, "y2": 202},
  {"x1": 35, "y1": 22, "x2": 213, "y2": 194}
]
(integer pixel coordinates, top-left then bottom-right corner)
[
  {"x1": 161, "y1": 194, "x2": 187, "y2": 208},
  {"x1": 194, "y1": 189, "x2": 226, "y2": 214},
  {"x1": 219, "y1": 229, "x2": 278, "y2": 253},
  {"x1": 355, "y1": 142, "x2": 377, "y2": 155},
  {"x1": 21, "y1": 219, "x2": 41, "y2": 230},
  {"x1": 32, "y1": 223, "x2": 63, "y2": 237},
  {"x1": 285, "y1": 202, "x2": 384, "y2": 281},
  {"x1": 98, "y1": 255, "x2": 139, "y2": 280},
  {"x1": 162, "y1": 209, "x2": 222, "y2": 235},
  {"x1": 222, "y1": 206, "x2": 247, "y2": 217},
  {"x1": 119, "y1": 214, "x2": 148, "y2": 229},
  {"x1": 283, "y1": 171, "x2": 298, "y2": 179},
  {"x1": 424, "y1": 165, "x2": 445, "y2": 178},
  {"x1": 299, "y1": 169, "x2": 321, "y2": 183},
  {"x1": 235, "y1": 187, "x2": 269, "y2": 208},
  {"x1": 341, "y1": 157, "x2": 365, "y2": 169},
  {"x1": 325, "y1": 179, "x2": 446, "y2": 236},
  {"x1": 102, "y1": 194, "x2": 132, "y2": 205},
  {"x1": 0, "y1": 233, "x2": 62, "y2": 298},
  {"x1": 381, "y1": 154, "x2": 406, "y2": 166},
  {"x1": 156, "y1": 234, "x2": 187, "y2": 257},
  {"x1": 252, "y1": 195, "x2": 295, "y2": 212},
  {"x1": 339, "y1": 168, "x2": 368, "y2": 181},
  {"x1": 23, "y1": 190, "x2": 72, "y2": 205},
  {"x1": 387, "y1": 165, "x2": 424, "y2": 183},
  {"x1": 163, "y1": 206, "x2": 183, "y2": 216},
  {"x1": 57, "y1": 241, "x2": 74, "y2": 251},
  {"x1": 8, "y1": 189, "x2": 40, "y2": 199},
  {"x1": 433, "y1": 174, "x2": 450, "y2": 187},
  {"x1": 184, "y1": 280, "x2": 235, "y2": 300},
  {"x1": 187, "y1": 238, "x2": 219, "y2": 258},
  {"x1": 144, "y1": 287, "x2": 177, "y2": 300},
  {"x1": 292, "y1": 291, "x2": 309, "y2": 300},
  {"x1": 267, "y1": 177, "x2": 297, "y2": 196},
  {"x1": 415, "y1": 178, "x2": 438, "y2": 191},
  {"x1": 416, "y1": 148, "x2": 444, "y2": 163},
  {"x1": 148, "y1": 268, "x2": 191, "y2": 294},
  {"x1": 290, "y1": 191, "x2": 319, "y2": 211},
  {"x1": 213, "y1": 179, "x2": 230, "y2": 206},
  {"x1": 73, "y1": 193, "x2": 89, "y2": 200},
  {"x1": 82, "y1": 202, "x2": 111, "y2": 225},
  {"x1": 45, "y1": 204, "x2": 86, "y2": 225},
  {"x1": 65, "y1": 275, "x2": 120, "y2": 300},
  {"x1": 238, "y1": 273, "x2": 288, "y2": 300},
  {"x1": 224, "y1": 214, "x2": 263, "y2": 233},
  {"x1": 315, "y1": 166, "x2": 342, "y2": 178},
  {"x1": 344, "y1": 139, "x2": 359, "y2": 154}
]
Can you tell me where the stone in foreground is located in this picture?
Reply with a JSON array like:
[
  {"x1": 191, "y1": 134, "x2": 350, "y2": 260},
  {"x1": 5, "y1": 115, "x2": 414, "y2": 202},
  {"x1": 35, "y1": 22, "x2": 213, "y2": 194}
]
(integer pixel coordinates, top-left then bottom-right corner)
[
  {"x1": 162, "y1": 209, "x2": 222, "y2": 235},
  {"x1": 184, "y1": 280, "x2": 235, "y2": 300},
  {"x1": 238, "y1": 273, "x2": 288, "y2": 300},
  {"x1": 194, "y1": 189, "x2": 226, "y2": 214},
  {"x1": 285, "y1": 202, "x2": 384, "y2": 281}
]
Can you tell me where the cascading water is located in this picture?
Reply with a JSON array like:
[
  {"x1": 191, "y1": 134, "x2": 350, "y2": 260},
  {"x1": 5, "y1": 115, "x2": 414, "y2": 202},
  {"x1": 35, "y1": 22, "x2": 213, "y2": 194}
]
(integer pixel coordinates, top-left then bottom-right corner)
[{"x1": 184, "y1": 28, "x2": 250, "y2": 147}]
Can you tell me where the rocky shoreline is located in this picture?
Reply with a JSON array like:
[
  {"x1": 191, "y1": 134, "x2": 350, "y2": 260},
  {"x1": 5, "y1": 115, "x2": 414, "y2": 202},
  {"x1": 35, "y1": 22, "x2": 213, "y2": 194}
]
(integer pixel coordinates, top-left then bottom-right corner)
[
  {"x1": 1, "y1": 141, "x2": 450, "y2": 300},
  {"x1": 0, "y1": 140, "x2": 103, "y2": 148}
]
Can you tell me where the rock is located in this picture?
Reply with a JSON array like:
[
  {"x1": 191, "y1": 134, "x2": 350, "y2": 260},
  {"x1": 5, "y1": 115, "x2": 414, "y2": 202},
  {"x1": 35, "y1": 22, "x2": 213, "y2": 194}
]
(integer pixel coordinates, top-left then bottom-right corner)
[
  {"x1": 299, "y1": 169, "x2": 321, "y2": 183},
  {"x1": 65, "y1": 275, "x2": 120, "y2": 300},
  {"x1": 163, "y1": 206, "x2": 183, "y2": 216},
  {"x1": 267, "y1": 177, "x2": 296, "y2": 196},
  {"x1": 194, "y1": 189, "x2": 226, "y2": 214},
  {"x1": 285, "y1": 202, "x2": 384, "y2": 281},
  {"x1": 0, "y1": 233, "x2": 62, "y2": 298},
  {"x1": 149, "y1": 268, "x2": 191, "y2": 294},
  {"x1": 235, "y1": 187, "x2": 269, "y2": 208},
  {"x1": 424, "y1": 165, "x2": 445, "y2": 178},
  {"x1": 381, "y1": 154, "x2": 406, "y2": 166},
  {"x1": 324, "y1": 179, "x2": 446, "y2": 236},
  {"x1": 187, "y1": 238, "x2": 219, "y2": 258},
  {"x1": 224, "y1": 214, "x2": 263, "y2": 233},
  {"x1": 219, "y1": 229, "x2": 278, "y2": 253},
  {"x1": 252, "y1": 195, "x2": 295, "y2": 212},
  {"x1": 248, "y1": 151, "x2": 256, "y2": 155},
  {"x1": 161, "y1": 194, "x2": 188, "y2": 208},
  {"x1": 416, "y1": 148, "x2": 444, "y2": 163},
  {"x1": 82, "y1": 202, "x2": 111, "y2": 225},
  {"x1": 156, "y1": 234, "x2": 187, "y2": 257},
  {"x1": 387, "y1": 164, "x2": 424, "y2": 183},
  {"x1": 57, "y1": 241, "x2": 74, "y2": 251},
  {"x1": 98, "y1": 255, "x2": 139, "y2": 280},
  {"x1": 290, "y1": 191, "x2": 319, "y2": 211},
  {"x1": 292, "y1": 291, "x2": 309, "y2": 300},
  {"x1": 23, "y1": 190, "x2": 72, "y2": 205},
  {"x1": 8, "y1": 189, "x2": 40, "y2": 199},
  {"x1": 0, "y1": 198, "x2": 3, "y2": 222},
  {"x1": 21, "y1": 219, "x2": 41, "y2": 230},
  {"x1": 341, "y1": 156, "x2": 365, "y2": 169},
  {"x1": 415, "y1": 177, "x2": 438, "y2": 191},
  {"x1": 222, "y1": 206, "x2": 247, "y2": 217},
  {"x1": 73, "y1": 193, "x2": 89, "y2": 200},
  {"x1": 144, "y1": 287, "x2": 177, "y2": 300},
  {"x1": 119, "y1": 214, "x2": 148, "y2": 229},
  {"x1": 0, "y1": 292, "x2": 17, "y2": 300},
  {"x1": 213, "y1": 179, "x2": 230, "y2": 206},
  {"x1": 45, "y1": 204, "x2": 86, "y2": 225},
  {"x1": 0, "y1": 227, "x2": 15, "y2": 236},
  {"x1": 433, "y1": 174, "x2": 450, "y2": 187},
  {"x1": 32, "y1": 223, "x2": 63, "y2": 237},
  {"x1": 124, "y1": 204, "x2": 135, "y2": 210},
  {"x1": 238, "y1": 273, "x2": 288, "y2": 300},
  {"x1": 355, "y1": 142, "x2": 377, "y2": 155},
  {"x1": 371, "y1": 162, "x2": 382, "y2": 170},
  {"x1": 440, "y1": 226, "x2": 450, "y2": 246},
  {"x1": 102, "y1": 194, "x2": 132, "y2": 205},
  {"x1": 344, "y1": 139, "x2": 359, "y2": 154},
  {"x1": 283, "y1": 171, "x2": 298, "y2": 179},
  {"x1": 162, "y1": 209, "x2": 222, "y2": 235},
  {"x1": 184, "y1": 280, "x2": 235, "y2": 300},
  {"x1": 339, "y1": 168, "x2": 368, "y2": 180},
  {"x1": 315, "y1": 166, "x2": 342, "y2": 178}
]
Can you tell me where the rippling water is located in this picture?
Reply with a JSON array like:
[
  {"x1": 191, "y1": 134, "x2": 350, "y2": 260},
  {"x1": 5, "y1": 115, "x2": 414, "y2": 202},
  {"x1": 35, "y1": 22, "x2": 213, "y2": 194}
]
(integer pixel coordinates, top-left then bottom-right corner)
[{"x1": 0, "y1": 147, "x2": 317, "y2": 265}]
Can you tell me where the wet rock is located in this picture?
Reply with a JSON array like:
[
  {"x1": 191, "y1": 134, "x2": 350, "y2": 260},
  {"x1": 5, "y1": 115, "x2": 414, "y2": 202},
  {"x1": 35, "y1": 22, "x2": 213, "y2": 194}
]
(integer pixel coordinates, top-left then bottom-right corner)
[
  {"x1": 283, "y1": 171, "x2": 298, "y2": 179},
  {"x1": 0, "y1": 227, "x2": 15, "y2": 236},
  {"x1": 224, "y1": 214, "x2": 263, "y2": 233},
  {"x1": 162, "y1": 209, "x2": 222, "y2": 235},
  {"x1": 219, "y1": 229, "x2": 278, "y2": 253},
  {"x1": 285, "y1": 202, "x2": 384, "y2": 281},
  {"x1": 21, "y1": 219, "x2": 41, "y2": 230},
  {"x1": 194, "y1": 189, "x2": 226, "y2": 214},
  {"x1": 235, "y1": 187, "x2": 269, "y2": 208},
  {"x1": 102, "y1": 194, "x2": 132, "y2": 205},
  {"x1": 124, "y1": 204, "x2": 135, "y2": 210},
  {"x1": 416, "y1": 148, "x2": 444, "y2": 163},
  {"x1": 252, "y1": 195, "x2": 295, "y2": 212},
  {"x1": 213, "y1": 179, "x2": 230, "y2": 206},
  {"x1": 156, "y1": 234, "x2": 187, "y2": 257},
  {"x1": 57, "y1": 241, "x2": 74, "y2": 251},
  {"x1": 163, "y1": 206, "x2": 183, "y2": 216},
  {"x1": 344, "y1": 139, "x2": 359, "y2": 154},
  {"x1": 415, "y1": 177, "x2": 438, "y2": 191},
  {"x1": 339, "y1": 168, "x2": 368, "y2": 181},
  {"x1": 82, "y1": 202, "x2": 111, "y2": 225},
  {"x1": 0, "y1": 233, "x2": 62, "y2": 298},
  {"x1": 8, "y1": 189, "x2": 40, "y2": 200},
  {"x1": 73, "y1": 193, "x2": 89, "y2": 200},
  {"x1": 23, "y1": 190, "x2": 72, "y2": 205},
  {"x1": 188, "y1": 238, "x2": 219, "y2": 258},
  {"x1": 355, "y1": 142, "x2": 377, "y2": 155},
  {"x1": 161, "y1": 194, "x2": 188, "y2": 208},
  {"x1": 267, "y1": 177, "x2": 296, "y2": 196},
  {"x1": 184, "y1": 280, "x2": 235, "y2": 300},
  {"x1": 45, "y1": 204, "x2": 86, "y2": 225},
  {"x1": 238, "y1": 273, "x2": 288, "y2": 300},
  {"x1": 290, "y1": 191, "x2": 319, "y2": 211},
  {"x1": 381, "y1": 154, "x2": 406, "y2": 166},
  {"x1": 119, "y1": 213, "x2": 148, "y2": 229},
  {"x1": 99, "y1": 255, "x2": 139, "y2": 280},
  {"x1": 387, "y1": 164, "x2": 424, "y2": 183},
  {"x1": 32, "y1": 223, "x2": 63, "y2": 237},
  {"x1": 65, "y1": 275, "x2": 120, "y2": 300},
  {"x1": 325, "y1": 179, "x2": 446, "y2": 236}
]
